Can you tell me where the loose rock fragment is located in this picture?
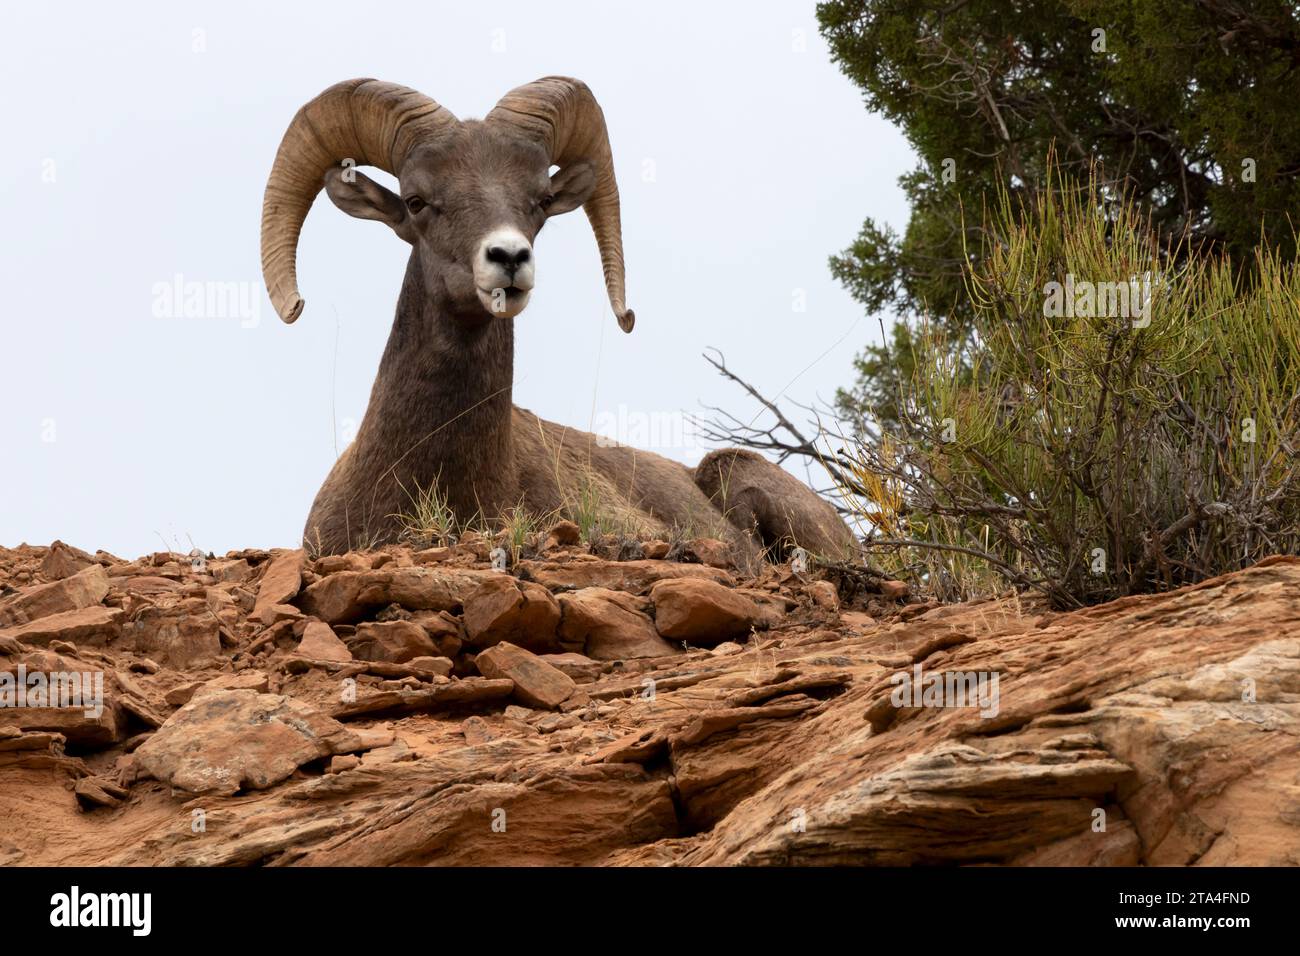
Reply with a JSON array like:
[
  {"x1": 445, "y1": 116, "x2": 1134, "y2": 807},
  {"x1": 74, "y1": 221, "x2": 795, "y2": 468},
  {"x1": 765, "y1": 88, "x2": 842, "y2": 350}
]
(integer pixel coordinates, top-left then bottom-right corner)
[
  {"x1": 298, "y1": 620, "x2": 352, "y2": 662},
  {"x1": 475, "y1": 642, "x2": 576, "y2": 710},
  {"x1": 462, "y1": 575, "x2": 561, "y2": 652},
  {"x1": 348, "y1": 620, "x2": 437, "y2": 664},
  {"x1": 650, "y1": 578, "x2": 763, "y2": 645},
  {"x1": 0, "y1": 606, "x2": 124, "y2": 647},
  {"x1": 135, "y1": 689, "x2": 362, "y2": 796},
  {"x1": 0, "y1": 565, "x2": 110, "y2": 628},
  {"x1": 252, "y1": 549, "x2": 306, "y2": 619},
  {"x1": 558, "y1": 587, "x2": 679, "y2": 660}
]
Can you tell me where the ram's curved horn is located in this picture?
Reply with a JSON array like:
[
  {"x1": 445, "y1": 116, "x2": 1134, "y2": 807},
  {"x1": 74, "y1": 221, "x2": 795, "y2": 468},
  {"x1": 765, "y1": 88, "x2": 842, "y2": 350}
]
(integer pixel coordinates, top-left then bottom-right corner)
[
  {"x1": 260, "y1": 79, "x2": 458, "y2": 324},
  {"x1": 486, "y1": 77, "x2": 634, "y2": 333}
]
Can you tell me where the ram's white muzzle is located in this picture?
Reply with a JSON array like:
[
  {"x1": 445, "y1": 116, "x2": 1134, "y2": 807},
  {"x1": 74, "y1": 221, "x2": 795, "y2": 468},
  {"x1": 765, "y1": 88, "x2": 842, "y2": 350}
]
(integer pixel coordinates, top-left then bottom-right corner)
[{"x1": 474, "y1": 228, "x2": 535, "y2": 317}]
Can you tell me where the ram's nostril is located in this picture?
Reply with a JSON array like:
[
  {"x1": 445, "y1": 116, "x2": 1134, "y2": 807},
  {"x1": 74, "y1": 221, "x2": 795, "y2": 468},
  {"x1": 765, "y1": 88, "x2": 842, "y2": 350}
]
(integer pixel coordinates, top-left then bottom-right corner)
[{"x1": 485, "y1": 243, "x2": 531, "y2": 275}]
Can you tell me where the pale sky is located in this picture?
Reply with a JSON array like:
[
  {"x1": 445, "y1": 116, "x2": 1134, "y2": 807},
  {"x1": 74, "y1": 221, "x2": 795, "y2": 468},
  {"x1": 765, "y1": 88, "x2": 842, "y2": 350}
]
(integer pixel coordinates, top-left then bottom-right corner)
[{"x1": 0, "y1": 0, "x2": 914, "y2": 557}]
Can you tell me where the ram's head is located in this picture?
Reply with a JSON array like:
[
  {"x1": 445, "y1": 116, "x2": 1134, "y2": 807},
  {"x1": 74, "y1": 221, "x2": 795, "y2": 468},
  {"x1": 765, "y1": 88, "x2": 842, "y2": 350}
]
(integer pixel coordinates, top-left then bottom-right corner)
[{"x1": 260, "y1": 77, "x2": 633, "y2": 329}]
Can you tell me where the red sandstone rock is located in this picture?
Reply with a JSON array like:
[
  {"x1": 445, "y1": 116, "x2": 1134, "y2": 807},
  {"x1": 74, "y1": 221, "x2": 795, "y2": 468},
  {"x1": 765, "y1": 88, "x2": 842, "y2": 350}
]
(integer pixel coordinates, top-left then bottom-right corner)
[
  {"x1": 878, "y1": 579, "x2": 910, "y2": 601},
  {"x1": 542, "y1": 519, "x2": 582, "y2": 551},
  {"x1": 517, "y1": 558, "x2": 734, "y2": 594},
  {"x1": 253, "y1": 549, "x2": 306, "y2": 619},
  {"x1": 348, "y1": 620, "x2": 439, "y2": 664},
  {"x1": 135, "y1": 688, "x2": 362, "y2": 796},
  {"x1": 0, "y1": 564, "x2": 109, "y2": 627},
  {"x1": 558, "y1": 587, "x2": 680, "y2": 660},
  {"x1": 649, "y1": 577, "x2": 762, "y2": 645},
  {"x1": 40, "y1": 541, "x2": 96, "y2": 581},
  {"x1": 682, "y1": 537, "x2": 733, "y2": 569},
  {"x1": 475, "y1": 641, "x2": 576, "y2": 710},
  {"x1": 462, "y1": 575, "x2": 561, "y2": 652},
  {"x1": 297, "y1": 620, "x2": 352, "y2": 662},
  {"x1": 642, "y1": 540, "x2": 670, "y2": 559},
  {"x1": 297, "y1": 567, "x2": 492, "y2": 624},
  {"x1": 0, "y1": 606, "x2": 124, "y2": 647},
  {"x1": 121, "y1": 601, "x2": 222, "y2": 668}
]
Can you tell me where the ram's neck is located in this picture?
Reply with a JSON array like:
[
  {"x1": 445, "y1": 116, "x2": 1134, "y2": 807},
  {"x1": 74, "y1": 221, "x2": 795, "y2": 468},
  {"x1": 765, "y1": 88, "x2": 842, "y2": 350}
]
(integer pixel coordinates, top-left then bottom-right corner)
[{"x1": 351, "y1": 253, "x2": 518, "y2": 524}]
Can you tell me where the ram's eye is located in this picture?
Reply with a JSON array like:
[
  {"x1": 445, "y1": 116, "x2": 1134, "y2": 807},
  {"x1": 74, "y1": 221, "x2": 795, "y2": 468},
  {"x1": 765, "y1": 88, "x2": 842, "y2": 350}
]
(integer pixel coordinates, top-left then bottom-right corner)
[
  {"x1": 405, "y1": 196, "x2": 426, "y2": 214},
  {"x1": 538, "y1": 194, "x2": 554, "y2": 212}
]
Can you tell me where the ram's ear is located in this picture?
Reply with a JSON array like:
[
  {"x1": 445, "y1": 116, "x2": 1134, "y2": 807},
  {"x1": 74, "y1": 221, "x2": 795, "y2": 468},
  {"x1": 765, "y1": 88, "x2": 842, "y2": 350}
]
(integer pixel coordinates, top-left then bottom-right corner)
[
  {"x1": 323, "y1": 166, "x2": 414, "y2": 242},
  {"x1": 546, "y1": 161, "x2": 596, "y2": 216}
]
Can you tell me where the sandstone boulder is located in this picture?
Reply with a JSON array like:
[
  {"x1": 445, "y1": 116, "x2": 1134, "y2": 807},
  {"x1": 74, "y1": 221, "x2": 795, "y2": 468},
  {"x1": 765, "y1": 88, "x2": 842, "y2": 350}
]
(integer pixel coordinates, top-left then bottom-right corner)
[
  {"x1": 650, "y1": 578, "x2": 762, "y2": 645},
  {"x1": 121, "y1": 601, "x2": 222, "y2": 668},
  {"x1": 74, "y1": 775, "x2": 130, "y2": 810},
  {"x1": 558, "y1": 587, "x2": 680, "y2": 660},
  {"x1": 642, "y1": 540, "x2": 670, "y2": 559},
  {"x1": 462, "y1": 575, "x2": 561, "y2": 652},
  {"x1": 408, "y1": 610, "x2": 463, "y2": 657},
  {"x1": 252, "y1": 549, "x2": 305, "y2": 619},
  {"x1": 165, "y1": 671, "x2": 271, "y2": 708},
  {"x1": 681, "y1": 538, "x2": 733, "y2": 569},
  {"x1": 461, "y1": 715, "x2": 496, "y2": 745},
  {"x1": 314, "y1": 554, "x2": 371, "y2": 575},
  {"x1": 542, "y1": 519, "x2": 582, "y2": 551},
  {"x1": 0, "y1": 650, "x2": 124, "y2": 746},
  {"x1": 0, "y1": 564, "x2": 110, "y2": 628},
  {"x1": 412, "y1": 547, "x2": 453, "y2": 565},
  {"x1": 538, "y1": 652, "x2": 604, "y2": 682},
  {"x1": 40, "y1": 541, "x2": 96, "y2": 581},
  {"x1": 348, "y1": 620, "x2": 439, "y2": 664},
  {"x1": 118, "y1": 575, "x2": 182, "y2": 596},
  {"x1": 256, "y1": 603, "x2": 302, "y2": 626},
  {"x1": 297, "y1": 567, "x2": 491, "y2": 624},
  {"x1": 0, "y1": 727, "x2": 67, "y2": 754},
  {"x1": 807, "y1": 580, "x2": 840, "y2": 612},
  {"x1": 879, "y1": 579, "x2": 910, "y2": 601},
  {"x1": 0, "y1": 606, "x2": 124, "y2": 648},
  {"x1": 475, "y1": 642, "x2": 576, "y2": 710},
  {"x1": 406, "y1": 655, "x2": 454, "y2": 677},
  {"x1": 517, "y1": 559, "x2": 734, "y2": 594},
  {"x1": 297, "y1": 620, "x2": 352, "y2": 662},
  {"x1": 135, "y1": 689, "x2": 363, "y2": 796},
  {"x1": 208, "y1": 558, "x2": 252, "y2": 584},
  {"x1": 7, "y1": 705, "x2": 122, "y2": 748}
]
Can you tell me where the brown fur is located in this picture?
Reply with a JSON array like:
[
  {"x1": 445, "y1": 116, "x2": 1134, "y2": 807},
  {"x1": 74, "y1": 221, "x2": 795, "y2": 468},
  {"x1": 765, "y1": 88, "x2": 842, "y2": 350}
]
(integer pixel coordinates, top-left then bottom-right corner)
[
  {"x1": 297, "y1": 116, "x2": 855, "y2": 560},
  {"x1": 694, "y1": 449, "x2": 857, "y2": 559}
]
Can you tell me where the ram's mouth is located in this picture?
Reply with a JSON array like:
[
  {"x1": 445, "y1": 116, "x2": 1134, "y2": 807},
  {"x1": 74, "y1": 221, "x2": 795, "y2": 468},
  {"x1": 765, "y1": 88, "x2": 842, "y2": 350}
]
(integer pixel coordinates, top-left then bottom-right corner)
[{"x1": 475, "y1": 285, "x2": 532, "y2": 317}]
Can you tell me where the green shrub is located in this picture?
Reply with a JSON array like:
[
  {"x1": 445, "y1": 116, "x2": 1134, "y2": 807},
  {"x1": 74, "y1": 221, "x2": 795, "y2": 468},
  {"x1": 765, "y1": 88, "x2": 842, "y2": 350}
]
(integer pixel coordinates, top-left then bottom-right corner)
[{"x1": 840, "y1": 168, "x2": 1300, "y2": 607}]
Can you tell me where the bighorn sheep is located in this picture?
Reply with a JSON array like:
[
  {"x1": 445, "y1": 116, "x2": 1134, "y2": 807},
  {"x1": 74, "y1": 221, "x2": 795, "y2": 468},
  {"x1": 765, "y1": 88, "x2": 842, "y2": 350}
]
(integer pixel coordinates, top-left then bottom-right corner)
[{"x1": 261, "y1": 77, "x2": 854, "y2": 560}]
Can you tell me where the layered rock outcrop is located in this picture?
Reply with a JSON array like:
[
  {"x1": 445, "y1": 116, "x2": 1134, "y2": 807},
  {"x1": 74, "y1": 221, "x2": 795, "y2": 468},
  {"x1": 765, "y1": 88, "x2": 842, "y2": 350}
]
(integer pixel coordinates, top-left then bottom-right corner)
[{"x1": 0, "y1": 534, "x2": 1295, "y2": 866}]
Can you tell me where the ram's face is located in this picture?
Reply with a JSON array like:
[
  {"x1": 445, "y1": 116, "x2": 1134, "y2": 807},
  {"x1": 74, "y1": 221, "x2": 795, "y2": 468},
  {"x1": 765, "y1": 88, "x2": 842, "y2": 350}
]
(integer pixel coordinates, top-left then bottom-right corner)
[
  {"x1": 322, "y1": 122, "x2": 596, "y2": 323},
  {"x1": 402, "y1": 126, "x2": 553, "y2": 320}
]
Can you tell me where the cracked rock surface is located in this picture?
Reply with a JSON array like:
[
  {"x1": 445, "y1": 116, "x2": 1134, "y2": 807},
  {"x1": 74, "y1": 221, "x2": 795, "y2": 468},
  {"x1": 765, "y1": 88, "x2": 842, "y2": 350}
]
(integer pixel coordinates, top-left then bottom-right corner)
[{"x1": 1, "y1": 535, "x2": 1296, "y2": 866}]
